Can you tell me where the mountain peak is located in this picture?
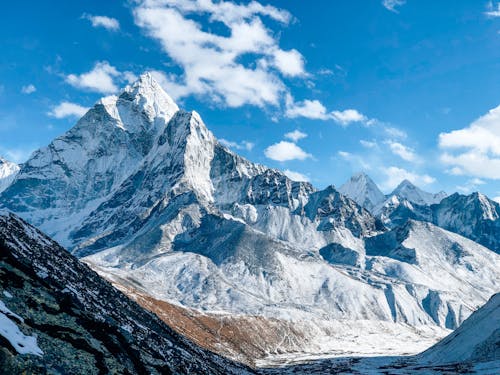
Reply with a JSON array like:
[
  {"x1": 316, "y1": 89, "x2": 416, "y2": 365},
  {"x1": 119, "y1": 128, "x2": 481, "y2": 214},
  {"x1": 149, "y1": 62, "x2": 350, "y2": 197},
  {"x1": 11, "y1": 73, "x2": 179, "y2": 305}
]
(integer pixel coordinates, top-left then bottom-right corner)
[
  {"x1": 117, "y1": 72, "x2": 179, "y2": 121},
  {"x1": 338, "y1": 172, "x2": 385, "y2": 211},
  {"x1": 391, "y1": 180, "x2": 445, "y2": 206}
]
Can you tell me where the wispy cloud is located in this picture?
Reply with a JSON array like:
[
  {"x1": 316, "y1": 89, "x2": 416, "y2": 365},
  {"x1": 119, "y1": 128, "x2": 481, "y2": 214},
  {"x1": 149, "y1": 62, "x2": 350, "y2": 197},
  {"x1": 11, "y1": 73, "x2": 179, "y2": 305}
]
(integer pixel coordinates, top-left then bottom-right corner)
[
  {"x1": 382, "y1": 0, "x2": 406, "y2": 13},
  {"x1": 485, "y1": 2, "x2": 500, "y2": 17},
  {"x1": 65, "y1": 61, "x2": 135, "y2": 94},
  {"x1": 382, "y1": 166, "x2": 435, "y2": 191},
  {"x1": 219, "y1": 138, "x2": 254, "y2": 151},
  {"x1": 82, "y1": 14, "x2": 120, "y2": 31},
  {"x1": 285, "y1": 94, "x2": 371, "y2": 126},
  {"x1": 386, "y1": 140, "x2": 417, "y2": 162},
  {"x1": 0, "y1": 145, "x2": 37, "y2": 163},
  {"x1": 133, "y1": 0, "x2": 305, "y2": 108},
  {"x1": 21, "y1": 84, "x2": 36, "y2": 94},
  {"x1": 284, "y1": 130, "x2": 307, "y2": 142},
  {"x1": 48, "y1": 102, "x2": 88, "y2": 119},
  {"x1": 283, "y1": 169, "x2": 309, "y2": 182}
]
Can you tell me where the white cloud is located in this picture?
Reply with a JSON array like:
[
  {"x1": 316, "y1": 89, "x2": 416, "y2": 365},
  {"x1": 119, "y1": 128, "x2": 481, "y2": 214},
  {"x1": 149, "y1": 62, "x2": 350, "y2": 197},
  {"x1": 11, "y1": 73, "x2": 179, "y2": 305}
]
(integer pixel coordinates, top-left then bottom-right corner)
[
  {"x1": 384, "y1": 126, "x2": 407, "y2": 139},
  {"x1": 264, "y1": 141, "x2": 311, "y2": 161},
  {"x1": 283, "y1": 169, "x2": 309, "y2": 182},
  {"x1": 381, "y1": 166, "x2": 435, "y2": 191},
  {"x1": 48, "y1": 102, "x2": 88, "y2": 119},
  {"x1": 493, "y1": 196, "x2": 500, "y2": 204},
  {"x1": 219, "y1": 138, "x2": 254, "y2": 151},
  {"x1": 21, "y1": 84, "x2": 36, "y2": 94},
  {"x1": 285, "y1": 95, "x2": 330, "y2": 120},
  {"x1": 133, "y1": 0, "x2": 304, "y2": 108},
  {"x1": 439, "y1": 104, "x2": 500, "y2": 179},
  {"x1": 284, "y1": 130, "x2": 307, "y2": 142},
  {"x1": 66, "y1": 61, "x2": 124, "y2": 94},
  {"x1": 331, "y1": 109, "x2": 367, "y2": 126},
  {"x1": 386, "y1": 141, "x2": 417, "y2": 162},
  {"x1": 83, "y1": 14, "x2": 120, "y2": 31},
  {"x1": 65, "y1": 61, "x2": 137, "y2": 94},
  {"x1": 285, "y1": 95, "x2": 370, "y2": 125},
  {"x1": 273, "y1": 49, "x2": 305, "y2": 77},
  {"x1": 485, "y1": 2, "x2": 500, "y2": 17},
  {"x1": 360, "y1": 139, "x2": 377, "y2": 148},
  {"x1": 382, "y1": 0, "x2": 406, "y2": 13}
]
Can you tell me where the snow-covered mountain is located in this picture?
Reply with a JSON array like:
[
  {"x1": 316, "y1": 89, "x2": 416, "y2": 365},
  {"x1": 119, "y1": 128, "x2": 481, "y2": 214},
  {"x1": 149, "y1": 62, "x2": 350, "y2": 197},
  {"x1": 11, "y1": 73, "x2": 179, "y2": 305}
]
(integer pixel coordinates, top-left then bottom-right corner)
[
  {"x1": 373, "y1": 180, "x2": 446, "y2": 227},
  {"x1": 0, "y1": 211, "x2": 252, "y2": 374},
  {"x1": 1, "y1": 74, "x2": 499, "y2": 364},
  {"x1": 338, "y1": 172, "x2": 386, "y2": 211},
  {"x1": 0, "y1": 157, "x2": 19, "y2": 193},
  {"x1": 392, "y1": 179, "x2": 447, "y2": 206},
  {"x1": 433, "y1": 192, "x2": 500, "y2": 254},
  {"x1": 418, "y1": 292, "x2": 499, "y2": 366}
]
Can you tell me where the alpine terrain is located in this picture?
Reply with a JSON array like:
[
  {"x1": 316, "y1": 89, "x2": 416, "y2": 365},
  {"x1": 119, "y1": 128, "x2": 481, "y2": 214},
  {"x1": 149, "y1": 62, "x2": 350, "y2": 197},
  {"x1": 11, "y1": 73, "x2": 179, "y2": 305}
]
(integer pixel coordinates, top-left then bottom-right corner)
[
  {"x1": 0, "y1": 211, "x2": 253, "y2": 374},
  {"x1": 0, "y1": 73, "x2": 499, "y2": 368}
]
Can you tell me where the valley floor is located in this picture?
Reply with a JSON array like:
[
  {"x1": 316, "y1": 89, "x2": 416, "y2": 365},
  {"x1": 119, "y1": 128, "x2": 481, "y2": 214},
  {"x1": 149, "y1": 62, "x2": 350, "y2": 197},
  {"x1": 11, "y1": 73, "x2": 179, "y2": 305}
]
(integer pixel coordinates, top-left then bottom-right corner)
[{"x1": 258, "y1": 356, "x2": 500, "y2": 374}]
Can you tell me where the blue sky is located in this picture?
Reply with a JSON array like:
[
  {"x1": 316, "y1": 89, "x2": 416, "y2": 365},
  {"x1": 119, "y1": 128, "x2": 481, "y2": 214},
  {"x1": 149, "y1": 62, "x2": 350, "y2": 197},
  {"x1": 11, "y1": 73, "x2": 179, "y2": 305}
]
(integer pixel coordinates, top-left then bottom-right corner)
[{"x1": 1, "y1": 0, "x2": 500, "y2": 199}]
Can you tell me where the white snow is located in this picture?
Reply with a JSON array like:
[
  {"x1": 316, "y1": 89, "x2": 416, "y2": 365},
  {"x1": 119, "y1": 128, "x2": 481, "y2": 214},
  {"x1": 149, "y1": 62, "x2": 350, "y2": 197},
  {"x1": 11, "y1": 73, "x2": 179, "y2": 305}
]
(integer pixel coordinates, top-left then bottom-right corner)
[
  {"x1": 0, "y1": 299, "x2": 43, "y2": 356},
  {"x1": 338, "y1": 172, "x2": 386, "y2": 211},
  {"x1": 0, "y1": 157, "x2": 20, "y2": 193}
]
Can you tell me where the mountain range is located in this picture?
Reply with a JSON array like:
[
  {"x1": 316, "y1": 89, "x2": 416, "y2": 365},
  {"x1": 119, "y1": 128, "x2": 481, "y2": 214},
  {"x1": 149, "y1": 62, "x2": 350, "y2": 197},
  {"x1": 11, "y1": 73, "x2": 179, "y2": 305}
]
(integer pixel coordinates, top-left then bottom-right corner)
[{"x1": 0, "y1": 73, "x2": 498, "y2": 369}]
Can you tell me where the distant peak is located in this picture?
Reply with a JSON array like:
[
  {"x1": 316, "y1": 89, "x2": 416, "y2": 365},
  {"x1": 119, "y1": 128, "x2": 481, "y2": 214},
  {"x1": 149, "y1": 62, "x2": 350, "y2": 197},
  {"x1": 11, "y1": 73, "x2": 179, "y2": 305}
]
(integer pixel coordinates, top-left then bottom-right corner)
[
  {"x1": 352, "y1": 171, "x2": 370, "y2": 180},
  {"x1": 396, "y1": 179, "x2": 415, "y2": 189}
]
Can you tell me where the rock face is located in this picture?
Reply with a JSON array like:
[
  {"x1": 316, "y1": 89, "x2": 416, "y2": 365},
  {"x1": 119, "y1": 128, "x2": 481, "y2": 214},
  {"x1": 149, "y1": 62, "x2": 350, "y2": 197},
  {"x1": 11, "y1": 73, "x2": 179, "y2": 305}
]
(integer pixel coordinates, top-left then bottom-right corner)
[
  {"x1": 1, "y1": 74, "x2": 499, "y2": 364},
  {"x1": 0, "y1": 211, "x2": 252, "y2": 374},
  {"x1": 432, "y1": 192, "x2": 500, "y2": 254},
  {"x1": 0, "y1": 157, "x2": 19, "y2": 194}
]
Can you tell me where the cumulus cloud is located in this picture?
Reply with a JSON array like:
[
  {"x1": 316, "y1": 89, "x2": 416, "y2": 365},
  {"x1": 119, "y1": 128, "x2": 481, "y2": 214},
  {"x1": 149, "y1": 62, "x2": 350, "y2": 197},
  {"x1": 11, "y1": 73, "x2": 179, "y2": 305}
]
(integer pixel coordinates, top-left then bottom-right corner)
[
  {"x1": 284, "y1": 130, "x2": 307, "y2": 142},
  {"x1": 331, "y1": 109, "x2": 367, "y2": 126},
  {"x1": 439, "y1": 104, "x2": 500, "y2": 179},
  {"x1": 382, "y1": 166, "x2": 435, "y2": 191},
  {"x1": 83, "y1": 14, "x2": 120, "y2": 31},
  {"x1": 219, "y1": 138, "x2": 254, "y2": 151},
  {"x1": 264, "y1": 141, "x2": 311, "y2": 161},
  {"x1": 283, "y1": 169, "x2": 309, "y2": 182},
  {"x1": 133, "y1": 0, "x2": 305, "y2": 108},
  {"x1": 21, "y1": 84, "x2": 36, "y2": 94},
  {"x1": 48, "y1": 102, "x2": 88, "y2": 119},
  {"x1": 485, "y1": 2, "x2": 500, "y2": 17},
  {"x1": 382, "y1": 0, "x2": 406, "y2": 13},
  {"x1": 386, "y1": 141, "x2": 417, "y2": 162},
  {"x1": 285, "y1": 94, "x2": 369, "y2": 125},
  {"x1": 285, "y1": 96, "x2": 330, "y2": 120},
  {"x1": 66, "y1": 61, "x2": 135, "y2": 94}
]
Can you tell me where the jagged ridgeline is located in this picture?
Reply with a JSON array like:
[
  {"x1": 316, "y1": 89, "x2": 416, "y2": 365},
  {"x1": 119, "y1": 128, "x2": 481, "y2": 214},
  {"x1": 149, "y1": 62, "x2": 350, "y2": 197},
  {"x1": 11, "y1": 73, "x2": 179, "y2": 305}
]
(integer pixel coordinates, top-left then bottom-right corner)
[{"x1": 1, "y1": 73, "x2": 499, "y2": 366}]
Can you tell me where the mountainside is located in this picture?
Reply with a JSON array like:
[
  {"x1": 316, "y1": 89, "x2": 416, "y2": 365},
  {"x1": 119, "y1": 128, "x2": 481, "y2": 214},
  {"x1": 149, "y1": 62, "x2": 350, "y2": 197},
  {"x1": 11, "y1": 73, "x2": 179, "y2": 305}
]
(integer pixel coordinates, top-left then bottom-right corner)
[
  {"x1": 372, "y1": 180, "x2": 445, "y2": 228},
  {"x1": 0, "y1": 211, "x2": 252, "y2": 374},
  {"x1": 0, "y1": 157, "x2": 19, "y2": 193},
  {"x1": 419, "y1": 292, "x2": 499, "y2": 365},
  {"x1": 338, "y1": 172, "x2": 386, "y2": 211},
  {"x1": 1, "y1": 74, "x2": 499, "y2": 364},
  {"x1": 433, "y1": 192, "x2": 500, "y2": 254}
]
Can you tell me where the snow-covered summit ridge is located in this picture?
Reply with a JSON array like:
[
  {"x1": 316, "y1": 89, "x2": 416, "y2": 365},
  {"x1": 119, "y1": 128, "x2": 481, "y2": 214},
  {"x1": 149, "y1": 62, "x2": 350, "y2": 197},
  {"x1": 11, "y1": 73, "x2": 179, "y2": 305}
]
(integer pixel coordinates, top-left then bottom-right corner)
[
  {"x1": 392, "y1": 179, "x2": 447, "y2": 206},
  {"x1": 0, "y1": 157, "x2": 20, "y2": 194},
  {"x1": 338, "y1": 172, "x2": 386, "y2": 211}
]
